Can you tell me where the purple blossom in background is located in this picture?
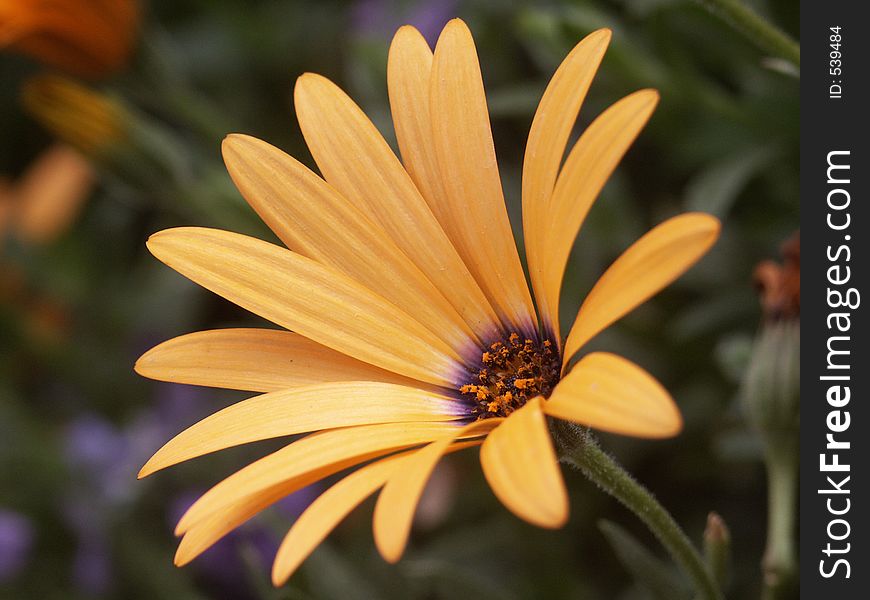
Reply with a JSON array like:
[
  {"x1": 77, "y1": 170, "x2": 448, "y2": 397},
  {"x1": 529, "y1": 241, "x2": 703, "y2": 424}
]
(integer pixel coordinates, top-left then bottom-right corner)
[
  {"x1": 168, "y1": 491, "x2": 283, "y2": 599},
  {"x1": 72, "y1": 534, "x2": 112, "y2": 596},
  {"x1": 65, "y1": 414, "x2": 131, "y2": 505},
  {"x1": 166, "y1": 482, "x2": 318, "y2": 596},
  {"x1": 60, "y1": 384, "x2": 212, "y2": 594},
  {"x1": 409, "y1": 0, "x2": 457, "y2": 44},
  {"x1": 352, "y1": 0, "x2": 456, "y2": 45},
  {"x1": 275, "y1": 483, "x2": 320, "y2": 519},
  {"x1": 351, "y1": 0, "x2": 387, "y2": 36},
  {"x1": 0, "y1": 509, "x2": 33, "y2": 582}
]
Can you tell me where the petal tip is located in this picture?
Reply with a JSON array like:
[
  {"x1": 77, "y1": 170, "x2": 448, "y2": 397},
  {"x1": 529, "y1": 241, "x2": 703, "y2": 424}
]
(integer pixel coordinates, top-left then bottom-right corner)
[
  {"x1": 686, "y1": 212, "x2": 723, "y2": 245},
  {"x1": 590, "y1": 27, "x2": 613, "y2": 43},
  {"x1": 295, "y1": 71, "x2": 326, "y2": 89},
  {"x1": 132, "y1": 355, "x2": 147, "y2": 377},
  {"x1": 137, "y1": 460, "x2": 156, "y2": 479},
  {"x1": 394, "y1": 24, "x2": 423, "y2": 39},
  {"x1": 271, "y1": 563, "x2": 289, "y2": 587},
  {"x1": 173, "y1": 543, "x2": 193, "y2": 567},
  {"x1": 144, "y1": 228, "x2": 177, "y2": 253},
  {"x1": 661, "y1": 406, "x2": 684, "y2": 438},
  {"x1": 221, "y1": 133, "x2": 241, "y2": 152},
  {"x1": 438, "y1": 17, "x2": 471, "y2": 43},
  {"x1": 375, "y1": 537, "x2": 403, "y2": 565},
  {"x1": 542, "y1": 506, "x2": 569, "y2": 530},
  {"x1": 638, "y1": 88, "x2": 661, "y2": 106}
]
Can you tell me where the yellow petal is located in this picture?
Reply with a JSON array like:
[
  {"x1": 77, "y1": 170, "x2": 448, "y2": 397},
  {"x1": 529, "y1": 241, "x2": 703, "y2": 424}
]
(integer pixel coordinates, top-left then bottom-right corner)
[
  {"x1": 430, "y1": 19, "x2": 536, "y2": 335},
  {"x1": 176, "y1": 465, "x2": 347, "y2": 567},
  {"x1": 140, "y1": 382, "x2": 467, "y2": 477},
  {"x1": 146, "y1": 227, "x2": 463, "y2": 387},
  {"x1": 135, "y1": 328, "x2": 423, "y2": 393},
  {"x1": 271, "y1": 453, "x2": 407, "y2": 585},
  {"x1": 372, "y1": 419, "x2": 501, "y2": 563},
  {"x1": 479, "y1": 398, "x2": 568, "y2": 528},
  {"x1": 534, "y1": 89, "x2": 658, "y2": 343},
  {"x1": 523, "y1": 30, "x2": 610, "y2": 340},
  {"x1": 387, "y1": 27, "x2": 447, "y2": 232},
  {"x1": 221, "y1": 134, "x2": 477, "y2": 351},
  {"x1": 563, "y1": 213, "x2": 720, "y2": 366},
  {"x1": 173, "y1": 421, "x2": 463, "y2": 534},
  {"x1": 545, "y1": 352, "x2": 682, "y2": 438},
  {"x1": 294, "y1": 72, "x2": 501, "y2": 342},
  {"x1": 273, "y1": 440, "x2": 481, "y2": 584}
]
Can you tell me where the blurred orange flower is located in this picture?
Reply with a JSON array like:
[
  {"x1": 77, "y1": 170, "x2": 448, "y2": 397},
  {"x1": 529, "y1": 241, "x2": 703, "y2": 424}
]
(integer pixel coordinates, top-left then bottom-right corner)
[
  {"x1": 0, "y1": 143, "x2": 94, "y2": 245},
  {"x1": 21, "y1": 74, "x2": 126, "y2": 158},
  {"x1": 753, "y1": 231, "x2": 800, "y2": 320},
  {"x1": 0, "y1": 0, "x2": 139, "y2": 78}
]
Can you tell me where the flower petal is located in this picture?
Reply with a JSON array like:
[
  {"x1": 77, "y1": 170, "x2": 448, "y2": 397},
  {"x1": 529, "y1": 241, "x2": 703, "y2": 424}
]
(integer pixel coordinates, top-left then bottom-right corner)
[
  {"x1": 479, "y1": 398, "x2": 568, "y2": 528},
  {"x1": 387, "y1": 27, "x2": 447, "y2": 230},
  {"x1": 222, "y1": 134, "x2": 477, "y2": 351},
  {"x1": 173, "y1": 421, "x2": 463, "y2": 534},
  {"x1": 545, "y1": 352, "x2": 681, "y2": 437},
  {"x1": 533, "y1": 89, "x2": 659, "y2": 342},
  {"x1": 430, "y1": 19, "x2": 536, "y2": 335},
  {"x1": 176, "y1": 475, "x2": 319, "y2": 566},
  {"x1": 562, "y1": 213, "x2": 720, "y2": 366},
  {"x1": 273, "y1": 440, "x2": 481, "y2": 584},
  {"x1": 294, "y1": 72, "x2": 501, "y2": 342},
  {"x1": 135, "y1": 328, "x2": 423, "y2": 393},
  {"x1": 139, "y1": 382, "x2": 468, "y2": 478},
  {"x1": 146, "y1": 227, "x2": 463, "y2": 386},
  {"x1": 271, "y1": 453, "x2": 406, "y2": 585},
  {"x1": 523, "y1": 30, "x2": 610, "y2": 340},
  {"x1": 372, "y1": 419, "x2": 501, "y2": 563}
]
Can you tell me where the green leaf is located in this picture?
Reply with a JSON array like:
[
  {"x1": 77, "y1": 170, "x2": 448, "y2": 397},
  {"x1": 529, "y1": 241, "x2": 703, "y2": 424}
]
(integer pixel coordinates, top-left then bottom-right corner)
[
  {"x1": 301, "y1": 542, "x2": 385, "y2": 600},
  {"x1": 598, "y1": 520, "x2": 690, "y2": 600},
  {"x1": 684, "y1": 147, "x2": 774, "y2": 218}
]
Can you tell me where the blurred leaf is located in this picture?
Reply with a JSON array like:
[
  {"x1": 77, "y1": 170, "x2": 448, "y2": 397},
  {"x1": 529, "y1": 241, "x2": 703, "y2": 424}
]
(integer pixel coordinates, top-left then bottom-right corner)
[
  {"x1": 301, "y1": 542, "x2": 384, "y2": 600},
  {"x1": 487, "y1": 83, "x2": 544, "y2": 118},
  {"x1": 684, "y1": 147, "x2": 774, "y2": 218},
  {"x1": 403, "y1": 558, "x2": 522, "y2": 600},
  {"x1": 714, "y1": 333, "x2": 754, "y2": 383},
  {"x1": 598, "y1": 520, "x2": 689, "y2": 600},
  {"x1": 714, "y1": 428, "x2": 765, "y2": 462}
]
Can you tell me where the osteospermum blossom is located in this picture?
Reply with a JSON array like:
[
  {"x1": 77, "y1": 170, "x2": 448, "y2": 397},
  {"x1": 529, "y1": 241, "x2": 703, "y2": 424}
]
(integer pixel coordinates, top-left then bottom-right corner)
[{"x1": 136, "y1": 20, "x2": 720, "y2": 584}]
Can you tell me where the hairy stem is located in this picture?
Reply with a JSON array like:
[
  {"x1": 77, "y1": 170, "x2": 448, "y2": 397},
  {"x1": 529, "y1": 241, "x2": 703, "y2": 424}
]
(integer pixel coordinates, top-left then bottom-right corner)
[{"x1": 558, "y1": 429, "x2": 723, "y2": 600}]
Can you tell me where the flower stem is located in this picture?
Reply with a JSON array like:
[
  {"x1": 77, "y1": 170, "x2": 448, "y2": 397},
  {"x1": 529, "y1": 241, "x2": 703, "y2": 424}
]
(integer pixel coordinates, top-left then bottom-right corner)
[
  {"x1": 693, "y1": 0, "x2": 800, "y2": 68},
  {"x1": 559, "y1": 432, "x2": 723, "y2": 600},
  {"x1": 761, "y1": 436, "x2": 798, "y2": 600}
]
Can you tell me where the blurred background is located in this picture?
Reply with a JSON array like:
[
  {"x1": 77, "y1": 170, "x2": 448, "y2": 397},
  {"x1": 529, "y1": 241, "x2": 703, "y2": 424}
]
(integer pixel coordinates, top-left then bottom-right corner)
[{"x1": 1, "y1": 0, "x2": 798, "y2": 598}]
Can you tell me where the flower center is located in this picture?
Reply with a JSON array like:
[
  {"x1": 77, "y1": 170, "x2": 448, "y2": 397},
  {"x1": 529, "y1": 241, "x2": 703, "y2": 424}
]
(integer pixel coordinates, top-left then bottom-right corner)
[{"x1": 460, "y1": 332, "x2": 561, "y2": 419}]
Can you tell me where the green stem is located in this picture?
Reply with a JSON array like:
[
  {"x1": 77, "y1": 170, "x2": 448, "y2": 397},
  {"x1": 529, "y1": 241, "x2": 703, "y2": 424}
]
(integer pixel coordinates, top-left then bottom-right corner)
[
  {"x1": 761, "y1": 437, "x2": 798, "y2": 600},
  {"x1": 694, "y1": 0, "x2": 800, "y2": 68},
  {"x1": 561, "y1": 435, "x2": 723, "y2": 600}
]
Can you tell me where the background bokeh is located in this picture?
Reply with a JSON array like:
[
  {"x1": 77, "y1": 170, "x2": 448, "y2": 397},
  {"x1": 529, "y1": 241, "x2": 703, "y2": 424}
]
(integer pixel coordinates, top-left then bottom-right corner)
[{"x1": 1, "y1": 0, "x2": 798, "y2": 598}]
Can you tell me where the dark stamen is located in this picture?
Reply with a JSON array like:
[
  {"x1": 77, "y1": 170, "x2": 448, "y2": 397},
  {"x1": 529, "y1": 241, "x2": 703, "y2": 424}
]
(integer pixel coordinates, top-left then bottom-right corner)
[{"x1": 460, "y1": 332, "x2": 560, "y2": 419}]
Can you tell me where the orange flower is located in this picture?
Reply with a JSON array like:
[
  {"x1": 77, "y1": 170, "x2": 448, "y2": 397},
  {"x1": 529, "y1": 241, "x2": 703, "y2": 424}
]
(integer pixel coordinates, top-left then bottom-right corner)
[
  {"x1": 0, "y1": 0, "x2": 139, "y2": 78},
  {"x1": 0, "y1": 143, "x2": 93, "y2": 244},
  {"x1": 753, "y1": 231, "x2": 800, "y2": 320},
  {"x1": 136, "y1": 20, "x2": 720, "y2": 584}
]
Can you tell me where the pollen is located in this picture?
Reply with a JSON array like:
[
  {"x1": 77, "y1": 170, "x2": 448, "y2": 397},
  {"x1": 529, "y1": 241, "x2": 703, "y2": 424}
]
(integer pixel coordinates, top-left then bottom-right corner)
[{"x1": 460, "y1": 333, "x2": 561, "y2": 419}]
